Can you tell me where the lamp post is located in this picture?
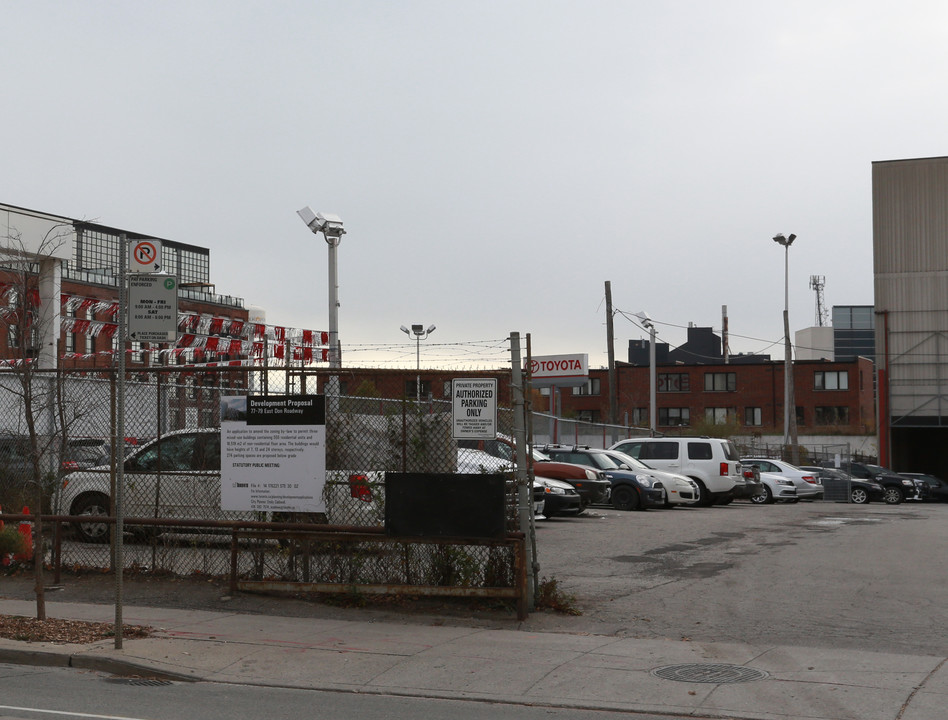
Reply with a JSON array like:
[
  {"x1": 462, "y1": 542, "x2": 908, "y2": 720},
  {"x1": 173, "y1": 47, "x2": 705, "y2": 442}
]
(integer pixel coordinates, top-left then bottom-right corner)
[
  {"x1": 297, "y1": 207, "x2": 346, "y2": 368},
  {"x1": 401, "y1": 323, "x2": 436, "y2": 401},
  {"x1": 634, "y1": 311, "x2": 657, "y2": 434},
  {"x1": 773, "y1": 233, "x2": 798, "y2": 454}
]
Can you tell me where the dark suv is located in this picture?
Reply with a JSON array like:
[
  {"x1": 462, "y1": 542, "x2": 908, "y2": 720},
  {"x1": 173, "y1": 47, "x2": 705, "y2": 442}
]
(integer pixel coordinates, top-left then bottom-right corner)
[
  {"x1": 843, "y1": 462, "x2": 919, "y2": 505},
  {"x1": 539, "y1": 444, "x2": 664, "y2": 511}
]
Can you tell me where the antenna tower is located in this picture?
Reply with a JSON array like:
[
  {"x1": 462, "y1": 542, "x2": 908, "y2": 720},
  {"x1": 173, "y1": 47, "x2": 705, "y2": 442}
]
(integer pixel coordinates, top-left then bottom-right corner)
[{"x1": 809, "y1": 275, "x2": 828, "y2": 327}]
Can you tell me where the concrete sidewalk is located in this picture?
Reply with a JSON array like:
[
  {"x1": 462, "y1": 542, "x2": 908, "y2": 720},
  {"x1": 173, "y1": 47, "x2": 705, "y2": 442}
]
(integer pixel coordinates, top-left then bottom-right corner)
[{"x1": 0, "y1": 597, "x2": 945, "y2": 720}]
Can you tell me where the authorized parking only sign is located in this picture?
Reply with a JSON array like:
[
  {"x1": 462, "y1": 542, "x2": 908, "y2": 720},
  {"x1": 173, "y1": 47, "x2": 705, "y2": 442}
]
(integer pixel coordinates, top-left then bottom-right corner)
[{"x1": 452, "y1": 378, "x2": 497, "y2": 439}]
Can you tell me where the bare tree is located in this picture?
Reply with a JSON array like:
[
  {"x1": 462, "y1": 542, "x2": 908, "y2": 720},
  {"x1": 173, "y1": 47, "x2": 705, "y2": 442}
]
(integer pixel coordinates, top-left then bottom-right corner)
[{"x1": 0, "y1": 223, "x2": 74, "y2": 620}]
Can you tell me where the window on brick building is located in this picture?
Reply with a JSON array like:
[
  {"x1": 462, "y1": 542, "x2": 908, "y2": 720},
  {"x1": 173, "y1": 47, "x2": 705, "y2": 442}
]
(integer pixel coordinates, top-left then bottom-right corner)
[
  {"x1": 815, "y1": 406, "x2": 850, "y2": 424},
  {"x1": 658, "y1": 407, "x2": 690, "y2": 426},
  {"x1": 631, "y1": 408, "x2": 649, "y2": 426},
  {"x1": 577, "y1": 409, "x2": 601, "y2": 423},
  {"x1": 64, "y1": 306, "x2": 76, "y2": 353},
  {"x1": 744, "y1": 407, "x2": 762, "y2": 426},
  {"x1": 657, "y1": 373, "x2": 689, "y2": 392},
  {"x1": 406, "y1": 379, "x2": 431, "y2": 399},
  {"x1": 704, "y1": 372, "x2": 736, "y2": 392},
  {"x1": 572, "y1": 378, "x2": 601, "y2": 396},
  {"x1": 705, "y1": 407, "x2": 735, "y2": 424},
  {"x1": 815, "y1": 370, "x2": 849, "y2": 390}
]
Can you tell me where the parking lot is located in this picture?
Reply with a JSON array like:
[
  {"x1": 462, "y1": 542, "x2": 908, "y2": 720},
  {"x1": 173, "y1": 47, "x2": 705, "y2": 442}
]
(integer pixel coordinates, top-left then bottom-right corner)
[{"x1": 531, "y1": 498, "x2": 948, "y2": 657}]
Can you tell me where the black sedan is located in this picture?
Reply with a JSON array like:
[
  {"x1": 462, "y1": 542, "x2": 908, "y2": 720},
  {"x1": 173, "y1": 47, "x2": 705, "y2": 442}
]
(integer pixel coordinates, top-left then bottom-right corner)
[{"x1": 899, "y1": 473, "x2": 948, "y2": 502}]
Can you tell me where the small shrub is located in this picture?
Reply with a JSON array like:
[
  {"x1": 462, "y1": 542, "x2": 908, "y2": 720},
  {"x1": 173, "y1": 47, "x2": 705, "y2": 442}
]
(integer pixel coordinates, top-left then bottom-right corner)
[
  {"x1": 535, "y1": 576, "x2": 581, "y2": 615},
  {"x1": 0, "y1": 526, "x2": 26, "y2": 558}
]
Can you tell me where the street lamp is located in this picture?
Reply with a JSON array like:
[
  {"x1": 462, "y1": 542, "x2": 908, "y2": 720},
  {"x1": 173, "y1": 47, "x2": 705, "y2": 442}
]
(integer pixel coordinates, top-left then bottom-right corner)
[
  {"x1": 773, "y1": 233, "x2": 798, "y2": 455},
  {"x1": 401, "y1": 323, "x2": 436, "y2": 401},
  {"x1": 297, "y1": 206, "x2": 346, "y2": 368},
  {"x1": 634, "y1": 311, "x2": 657, "y2": 434}
]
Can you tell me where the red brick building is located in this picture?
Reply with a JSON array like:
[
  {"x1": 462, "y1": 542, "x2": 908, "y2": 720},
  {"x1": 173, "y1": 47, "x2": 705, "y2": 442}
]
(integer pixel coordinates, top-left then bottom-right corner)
[
  {"x1": 556, "y1": 357, "x2": 875, "y2": 434},
  {"x1": 307, "y1": 356, "x2": 875, "y2": 436}
]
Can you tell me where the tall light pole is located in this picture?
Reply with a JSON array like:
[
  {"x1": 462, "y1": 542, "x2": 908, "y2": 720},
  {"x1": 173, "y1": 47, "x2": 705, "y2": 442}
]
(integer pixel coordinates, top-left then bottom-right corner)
[
  {"x1": 635, "y1": 311, "x2": 657, "y2": 434},
  {"x1": 773, "y1": 233, "x2": 798, "y2": 454},
  {"x1": 401, "y1": 323, "x2": 436, "y2": 401},
  {"x1": 297, "y1": 207, "x2": 346, "y2": 368}
]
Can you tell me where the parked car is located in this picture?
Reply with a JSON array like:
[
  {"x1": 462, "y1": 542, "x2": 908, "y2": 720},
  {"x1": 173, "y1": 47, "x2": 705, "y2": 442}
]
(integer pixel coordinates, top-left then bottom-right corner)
[
  {"x1": 843, "y1": 462, "x2": 919, "y2": 504},
  {"x1": 799, "y1": 465, "x2": 885, "y2": 504},
  {"x1": 538, "y1": 445, "x2": 665, "y2": 511},
  {"x1": 734, "y1": 464, "x2": 765, "y2": 503},
  {"x1": 741, "y1": 458, "x2": 824, "y2": 501},
  {"x1": 897, "y1": 473, "x2": 948, "y2": 502},
  {"x1": 59, "y1": 437, "x2": 141, "y2": 474},
  {"x1": 598, "y1": 448, "x2": 700, "y2": 507},
  {"x1": 58, "y1": 428, "x2": 386, "y2": 542},
  {"x1": 609, "y1": 436, "x2": 744, "y2": 506},
  {"x1": 748, "y1": 469, "x2": 798, "y2": 504},
  {"x1": 458, "y1": 436, "x2": 611, "y2": 510},
  {"x1": 533, "y1": 475, "x2": 582, "y2": 517}
]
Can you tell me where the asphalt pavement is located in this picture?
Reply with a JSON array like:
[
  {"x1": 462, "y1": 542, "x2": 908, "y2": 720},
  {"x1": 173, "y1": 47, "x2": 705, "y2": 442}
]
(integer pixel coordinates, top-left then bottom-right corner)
[{"x1": 0, "y1": 594, "x2": 946, "y2": 720}]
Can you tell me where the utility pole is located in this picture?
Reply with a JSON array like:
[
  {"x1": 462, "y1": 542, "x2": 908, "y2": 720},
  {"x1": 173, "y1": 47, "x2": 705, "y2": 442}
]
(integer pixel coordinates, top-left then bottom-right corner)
[{"x1": 605, "y1": 281, "x2": 617, "y2": 431}]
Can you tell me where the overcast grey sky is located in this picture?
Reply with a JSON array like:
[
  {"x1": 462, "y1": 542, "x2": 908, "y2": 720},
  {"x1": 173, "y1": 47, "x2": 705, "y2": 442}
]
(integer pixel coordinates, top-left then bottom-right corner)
[{"x1": 3, "y1": 2, "x2": 945, "y2": 370}]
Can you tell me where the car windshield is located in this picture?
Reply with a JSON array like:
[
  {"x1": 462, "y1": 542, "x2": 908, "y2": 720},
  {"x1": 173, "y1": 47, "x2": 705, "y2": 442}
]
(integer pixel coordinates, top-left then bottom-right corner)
[
  {"x1": 608, "y1": 451, "x2": 650, "y2": 471},
  {"x1": 532, "y1": 449, "x2": 551, "y2": 461},
  {"x1": 588, "y1": 452, "x2": 623, "y2": 470}
]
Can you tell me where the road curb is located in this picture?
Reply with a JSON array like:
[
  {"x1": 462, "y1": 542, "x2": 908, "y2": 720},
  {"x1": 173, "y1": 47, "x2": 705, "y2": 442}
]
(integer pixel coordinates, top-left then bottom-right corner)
[{"x1": 0, "y1": 644, "x2": 198, "y2": 682}]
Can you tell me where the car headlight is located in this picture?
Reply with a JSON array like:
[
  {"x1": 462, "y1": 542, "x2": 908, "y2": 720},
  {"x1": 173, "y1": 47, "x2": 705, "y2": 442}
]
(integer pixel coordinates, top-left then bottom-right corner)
[
  {"x1": 584, "y1": 468, "x2": 598, "y2": 480},
  {"x1": 544, "y1": 486, "x2": 566, "y2": 495},
  {"x1": 901, "y1": 479, "x2": 914, "y2": 486},
  {"x1": 636, "y1": 474, "x2": 654, "y2": 487}
]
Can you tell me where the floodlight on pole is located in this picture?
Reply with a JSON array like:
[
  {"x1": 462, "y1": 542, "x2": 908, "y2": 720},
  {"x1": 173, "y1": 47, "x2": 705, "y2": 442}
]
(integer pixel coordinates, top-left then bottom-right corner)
[
  {"x1": 773, "y1": 233, "x2": 798, "y2": 456},
  {"x1": 634, "y1": 311, "x2": 657, "y2": 433},
  {"x1": 401, "y1": 323, "x2": 436, "y2": 402},
  {"x1": 297, "y1": 206, "x2": 346, "y2": 368}
]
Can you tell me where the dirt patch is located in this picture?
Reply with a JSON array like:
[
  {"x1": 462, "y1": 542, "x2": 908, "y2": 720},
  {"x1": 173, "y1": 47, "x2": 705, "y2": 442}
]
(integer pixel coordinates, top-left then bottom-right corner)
[{"x1": 0, "y1": 614, "x2": 152, "y2": 644}]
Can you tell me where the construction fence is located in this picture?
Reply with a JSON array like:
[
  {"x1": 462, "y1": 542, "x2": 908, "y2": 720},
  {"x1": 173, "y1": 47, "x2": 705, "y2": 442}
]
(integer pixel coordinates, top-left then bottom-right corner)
[{"x1": 0, "y1": 365, "x2": 532, "y2": 614}]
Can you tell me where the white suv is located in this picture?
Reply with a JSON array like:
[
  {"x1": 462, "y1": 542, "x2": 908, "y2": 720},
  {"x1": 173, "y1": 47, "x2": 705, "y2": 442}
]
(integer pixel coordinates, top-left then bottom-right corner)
[{"x1": 608, "y1": 437, "x2": 743, "y2": 506}]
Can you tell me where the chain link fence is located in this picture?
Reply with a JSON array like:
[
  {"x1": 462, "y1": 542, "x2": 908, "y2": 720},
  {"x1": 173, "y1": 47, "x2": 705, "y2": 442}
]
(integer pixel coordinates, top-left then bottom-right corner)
[{"x1": 0, "y1": 367, "x2": 527, "y2": 605}]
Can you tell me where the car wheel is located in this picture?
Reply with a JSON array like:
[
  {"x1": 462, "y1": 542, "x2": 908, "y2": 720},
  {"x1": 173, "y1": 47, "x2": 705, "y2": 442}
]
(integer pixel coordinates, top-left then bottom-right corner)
[
  {"x1": 694, "y1": 480, "x2": 712, "y2": 507},
  {"x1": 750, "y1": 485, "x2": 773, "y2": 504},
  {"x1": 850, "y1": 487, "x2": 870, "y2": 504},
  {"x1": 883, "y1": 486, "x2": 903, "y2": 505},
  {"x1": 611, "y1": 485, "x2": 640, "y2": 511},
  {"x1": 72, "y1": 493, "x2": 111, "y2": 543}
]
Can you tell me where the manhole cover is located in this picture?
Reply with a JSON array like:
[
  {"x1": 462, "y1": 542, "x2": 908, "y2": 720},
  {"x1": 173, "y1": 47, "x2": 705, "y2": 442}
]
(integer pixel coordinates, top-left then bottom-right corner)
[{"x1": 651, "y1": 663, "x2": 768, "y2": 684}]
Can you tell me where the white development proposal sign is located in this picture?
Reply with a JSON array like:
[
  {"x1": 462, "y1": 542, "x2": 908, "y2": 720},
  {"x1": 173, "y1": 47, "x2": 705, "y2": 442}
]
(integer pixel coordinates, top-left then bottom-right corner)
[
  {"x1": 452, "y1": 378, "x2": 498, "y2": 439},
  {"x1": 220, "y1": 395, "x2": 326, "y2": 513}
]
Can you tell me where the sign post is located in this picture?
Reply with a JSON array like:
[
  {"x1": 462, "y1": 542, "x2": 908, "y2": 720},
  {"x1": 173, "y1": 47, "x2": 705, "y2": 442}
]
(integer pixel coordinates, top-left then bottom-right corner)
[
  {"x1": 451, "y1": 378, "x2": 498, "y2": 439},
  {"x1": 129, "y1": 239, "x2": 162, "y2": 273},
  {"x1": 128, "y1": 274, "x2": 178, "y2": 343}
]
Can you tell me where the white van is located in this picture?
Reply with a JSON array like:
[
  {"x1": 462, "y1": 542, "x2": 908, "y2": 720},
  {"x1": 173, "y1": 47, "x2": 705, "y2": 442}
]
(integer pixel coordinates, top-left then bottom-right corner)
[{"x1": 608, "y1": 437, "x2": 743, "y2": 506}]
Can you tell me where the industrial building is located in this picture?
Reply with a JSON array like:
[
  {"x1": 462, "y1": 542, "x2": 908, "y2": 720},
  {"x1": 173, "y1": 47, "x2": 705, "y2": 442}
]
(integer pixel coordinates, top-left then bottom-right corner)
[{"x1": 873, "y1": 156, "x2": 948, "y2": 475}]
